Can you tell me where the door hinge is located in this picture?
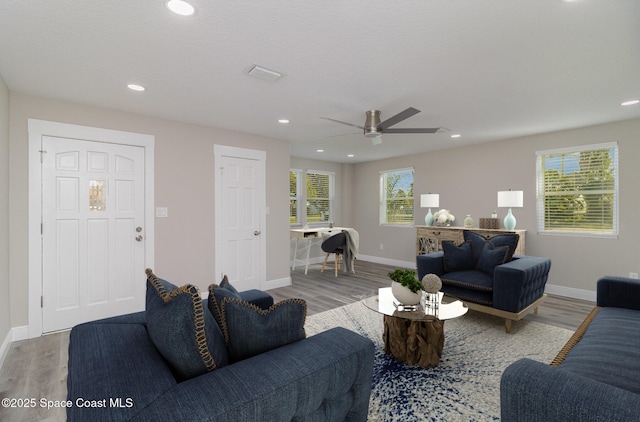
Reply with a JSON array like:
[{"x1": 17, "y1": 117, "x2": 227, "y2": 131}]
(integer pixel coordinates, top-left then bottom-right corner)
[
  {"x1": 38, "y1": 149, "x2": 47, "y2": 163},
  {"x1": 41, "y1": 223, "x2": 43, "y2": 235},
  {"x1": 41, "y1": 296, "x2": 43, "y2": 308}
]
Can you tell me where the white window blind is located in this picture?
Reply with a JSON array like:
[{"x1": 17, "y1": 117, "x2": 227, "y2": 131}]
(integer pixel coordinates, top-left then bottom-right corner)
[
  {"x1": 536, "y1": 142, "x2": 618, "y2": 237},
  {"x1": 289, "y1": 170, "x2": 301, "y2": 224},
  {"x1": 380, "y1": 168, "x2": 414, "y2": 225},
  {"x1": 306, "y1": 171, "x2": 333, "y2": 224},
  {"x1": 289, "y1": 169, "x2": 334, "y2": 226}
]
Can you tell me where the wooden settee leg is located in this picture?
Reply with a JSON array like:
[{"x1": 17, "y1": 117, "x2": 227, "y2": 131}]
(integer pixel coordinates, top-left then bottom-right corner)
[{"x1": 505, "y1": 319, "x2": 512, "y2": 334}]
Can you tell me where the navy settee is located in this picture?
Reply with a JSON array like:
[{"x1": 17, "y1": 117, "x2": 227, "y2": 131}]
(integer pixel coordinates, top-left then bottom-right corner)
[
  {"x1": 500, "y1": 276, "x2": 640, "y2": 421},
  {"x1": 416, "y1": 231, "x2": 551, "y2": 333},
  {"x1": 67, "y1": 299, "x2": 375, "y2": 421}
]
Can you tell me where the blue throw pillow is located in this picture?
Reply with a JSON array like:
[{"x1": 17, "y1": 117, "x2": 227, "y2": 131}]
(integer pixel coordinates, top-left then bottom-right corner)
[
  {"x1": 145, "y1": 269, "x2": 229, "y2": 381},
  {"x1": 442, "y1": 240, "x2": 474, "y2": 272},
  {"x1": 219, "y1": 298, "x2": 307, "y2": 362},
  {"x1": 463, "y1": 231, "x2": 519, "y2": 264},
  {"x1": 475, "y1": 243, "x2": 510, "y2": 276},
  {"x1": 486, "y1": 234, "x2": 520, "y2": 262},
  {"x1": 207, "y1": 275, "x2": 242, "y2": 327}
]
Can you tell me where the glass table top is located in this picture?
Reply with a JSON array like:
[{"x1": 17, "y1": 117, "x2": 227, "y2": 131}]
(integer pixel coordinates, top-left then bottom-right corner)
[{"x1": 361, "y1": 287, "x2": 468, "y2": 322}]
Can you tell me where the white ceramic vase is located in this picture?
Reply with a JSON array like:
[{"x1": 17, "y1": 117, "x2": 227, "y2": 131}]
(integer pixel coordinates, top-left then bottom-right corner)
[{"x1": 391, "y1": 281, "x2": 421, "y2": 305}]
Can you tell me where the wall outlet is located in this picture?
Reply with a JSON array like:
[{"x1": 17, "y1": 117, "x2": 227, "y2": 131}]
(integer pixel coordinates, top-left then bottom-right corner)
[
  {"x1": 630, "y1": 272, "x2": 639, "y2": 279},
  {"x1": 380, "y1": 243, "x2": 384, "y2": 250}
]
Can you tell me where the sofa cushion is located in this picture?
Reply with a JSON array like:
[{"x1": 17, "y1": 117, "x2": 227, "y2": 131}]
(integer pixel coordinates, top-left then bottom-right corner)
[
  {"x1": 442, "y1": 240, "x2": 474, "y2": 272},
  {"x1": 219, "y1": 298, "x2": 307, "y2": 362},
  {"x1": 463, "y1": 230, "x2": 519, "y2": 264},
  {"x1": 476, "y1": 243, "x2": 510, "y2": 276},
  {"x1": 145, "y1": 269, "x2": 229, "y2": 381},
  {"x1": 67, "y1": 321, "x2": 177, "y2": 421},
  {"x1": 559, "y1": 307, "x2": 640, "y2": 395},
  {"x1": 208, "y1": 275, "x2": 241, "y2": 327},
  {"x1": 442, "y1": 270, "x2": 494, "y2": 292}
]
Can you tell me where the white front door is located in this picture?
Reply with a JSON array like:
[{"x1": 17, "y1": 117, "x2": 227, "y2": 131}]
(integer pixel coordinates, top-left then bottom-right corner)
[
  {"x1": 214, "y1": 145, "x2": 266, "y2": 291},
  {"x1": 41, "y1": 136, "x2": 146, "y2": 332}
]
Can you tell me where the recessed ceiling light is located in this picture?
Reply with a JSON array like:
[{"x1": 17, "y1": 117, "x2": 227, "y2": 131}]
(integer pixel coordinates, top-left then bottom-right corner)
[
  {"x1": 450, "y1": 134, "x2": 461, "y2": 138},
  {"x1": 621, "y1": 99, "x2": 640, "y2": 106},
  {"x1": 316, "y1": 149, "x2": 324, "y2": 153},
  {"x1": 347, "y1": 154, "x2": 355, "y2": 158},
  {"x1": 127, "y1": 84, "x2": 145, "y2": 92},
  {"x1": 278, "y1": 119, "x2": 290, "y2": 124},
  {"x1": 167, "y1": 0, "x2": 195, "y2": 16}
]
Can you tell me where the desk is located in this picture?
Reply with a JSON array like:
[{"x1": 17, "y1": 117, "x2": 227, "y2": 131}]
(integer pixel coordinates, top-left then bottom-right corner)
[{"x1": 290, "y1": 227, "x2": 348, "y2": 274}]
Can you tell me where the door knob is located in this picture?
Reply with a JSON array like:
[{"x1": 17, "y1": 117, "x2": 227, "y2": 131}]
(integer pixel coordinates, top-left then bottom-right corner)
[
  {"x1": 136, "y1": 235, "x2": 143, "y2": 242},
  {"x1": 136, "y1": 227, "x2": 143, "y2": 232},
  {"x1": 254, "y1": 230, "x2": 261, "y2": 236}
]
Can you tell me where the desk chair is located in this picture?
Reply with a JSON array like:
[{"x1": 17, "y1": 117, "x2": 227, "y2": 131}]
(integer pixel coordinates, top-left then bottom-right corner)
[{"x1": 320, "y1": 232, "x2": 347, "y2": 277}]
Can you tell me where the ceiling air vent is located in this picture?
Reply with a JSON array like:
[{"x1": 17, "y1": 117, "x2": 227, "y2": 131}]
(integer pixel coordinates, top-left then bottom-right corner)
[{"x1": 246, "y1": 65, "x2": 283, "y2": 82}]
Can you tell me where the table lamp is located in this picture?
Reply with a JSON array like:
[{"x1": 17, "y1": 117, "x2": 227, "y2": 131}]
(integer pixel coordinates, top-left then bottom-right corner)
[
  {"x1": 497, "y1": 190, "x2": 523, "y2": 230},
  {"x1": 421, "y1": 193, "x2": 440, "y2": 226}
]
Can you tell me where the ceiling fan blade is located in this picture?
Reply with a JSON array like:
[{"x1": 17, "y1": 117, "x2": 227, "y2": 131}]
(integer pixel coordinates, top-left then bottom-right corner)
[
  {"x1": 377, "y1": 107, "x2": 421, "y2": 130},
  {"x1": 383, "y1": 127, "x2": 442, "y2": 134},
  {"x1": 320, "y1": 117, "x2": 364, "y2": 130},
  {"x1": 318, "y1": 131, "x2": 360, "y2": 140}
]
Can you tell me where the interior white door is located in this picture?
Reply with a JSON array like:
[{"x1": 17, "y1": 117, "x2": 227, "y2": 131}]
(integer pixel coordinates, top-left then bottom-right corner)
[
  {"x1": 216, "y1": 147, "x2": 265, "y2": 291},
  {"x1": 41, "y1": 136, "x2": 146, "y2": 333}
]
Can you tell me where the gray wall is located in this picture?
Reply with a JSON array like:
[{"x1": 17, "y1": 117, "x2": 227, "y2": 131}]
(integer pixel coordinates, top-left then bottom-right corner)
[
  {"x1": 8, "y1": 93, "x2": 291, "y2": 328},
  {"x1": 0, "y1": 74, "x2": 10, "y2": 350},
  {"x1": 351, "y1": 118, "x2": 640, "y2": 300}
]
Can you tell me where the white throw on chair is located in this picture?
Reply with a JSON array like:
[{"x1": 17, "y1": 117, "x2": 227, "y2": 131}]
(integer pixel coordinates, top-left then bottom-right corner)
[{"x1": 321, "y1": 229, "x2": 359, "y2": 277}]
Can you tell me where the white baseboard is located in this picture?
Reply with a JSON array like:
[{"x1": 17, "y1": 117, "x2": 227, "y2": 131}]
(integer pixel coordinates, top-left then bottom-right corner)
[
  {"x1": 0, "y1": 325, "x2": 29, "y2": 371},
  {"x1": 12, "y1": 325, "x2": 29, "y2": 342},
  {"x1": 263, "y1": 276, "x2": 291, "y2": 290},
  {"x1": 0, "y1": 329, "x2": 11, "y2": 371},
  {"x1": 545, "y1": 284, "x2": 596, "y2": 302}
]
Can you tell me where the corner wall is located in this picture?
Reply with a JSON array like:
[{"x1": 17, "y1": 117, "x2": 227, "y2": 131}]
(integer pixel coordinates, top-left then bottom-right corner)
[{"x1": 0, "y1": 73, "x2": 10, "y2": 366}]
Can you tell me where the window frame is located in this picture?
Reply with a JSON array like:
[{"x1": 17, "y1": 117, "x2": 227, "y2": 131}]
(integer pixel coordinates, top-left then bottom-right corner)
[
  {"x1": 535, "y1": 142, "x2": 619, "y2": 238},
  {"x1": 379, "y1": 167, "x2": 415, "y2": 226},
  {"x1": 289, "y1": 168, "x2": 335, "y2": 227},
  {"x1": 289, "y1": 169, "x2": 302, "y2": 225}
]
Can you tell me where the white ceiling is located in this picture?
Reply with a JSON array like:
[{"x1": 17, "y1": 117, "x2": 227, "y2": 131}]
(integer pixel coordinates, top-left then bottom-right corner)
[{"x1": 1, "y1": 0, "x2": 639, "y2": 163}]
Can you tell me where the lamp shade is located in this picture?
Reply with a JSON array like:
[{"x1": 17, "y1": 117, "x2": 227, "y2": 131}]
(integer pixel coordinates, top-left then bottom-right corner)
[
  {"x1": 497, "y1": 190, "x2": 523, "y2": 208},
  {"x1": 420, "y1": 193, "x2": 440, "y2": 208}
]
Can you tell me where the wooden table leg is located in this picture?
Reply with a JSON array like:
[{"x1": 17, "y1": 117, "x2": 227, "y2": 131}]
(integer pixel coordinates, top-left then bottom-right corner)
[{"x1": 383, "y1": 315, "x2": 445, "y2": 367}]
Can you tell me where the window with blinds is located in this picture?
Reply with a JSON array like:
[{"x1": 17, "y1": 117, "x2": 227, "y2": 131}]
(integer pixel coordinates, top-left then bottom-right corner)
[
  {"x1": 289, "y1": 169, "x2": 334, "y2": 226},
  {"x1": 289, "y1": 170, "x2": 301, "y2": 224},
  {"x1": 380, "y1": 168, "x2": 414, "y2": 225},
  {"x1": 536, "y1": 142, "x2": 618, "y2": 237},
  {"x1": 306, "y1": 171, "x2": 332, "y2": 223}
]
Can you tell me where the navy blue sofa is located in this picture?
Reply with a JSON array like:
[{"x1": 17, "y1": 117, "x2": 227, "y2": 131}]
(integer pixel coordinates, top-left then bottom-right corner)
[
  {"x1": 416, "y1": 231, "x2": 551, "y2": 332},
  {"x1": 67, "y1": 305, "x2": 375, "y2": 421},
  {"x1": 501, "y1": 276, "x2": 640, "y2": 421}
]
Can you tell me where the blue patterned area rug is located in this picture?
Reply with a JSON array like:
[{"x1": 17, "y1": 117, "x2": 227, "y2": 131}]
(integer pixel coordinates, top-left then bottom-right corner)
[{"x1": 305, "y1": 300, "x2": 572, "y2": 422}]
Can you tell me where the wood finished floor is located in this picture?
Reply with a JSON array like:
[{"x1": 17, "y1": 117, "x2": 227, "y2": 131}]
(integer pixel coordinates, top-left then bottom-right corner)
[{"x1": 0, "y1": 259, "x2": 595, "y2": 421}]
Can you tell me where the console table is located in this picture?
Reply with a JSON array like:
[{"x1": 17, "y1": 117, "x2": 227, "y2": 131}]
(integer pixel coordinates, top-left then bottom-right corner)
[{"x1": 415, "y1": 226, "x2": 526, "y2": 255}]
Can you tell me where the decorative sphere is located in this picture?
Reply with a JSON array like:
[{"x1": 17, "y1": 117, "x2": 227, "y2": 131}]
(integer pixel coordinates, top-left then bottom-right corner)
[{"x1": 421, "y1": 274, "x2": 442, "y2": 293}]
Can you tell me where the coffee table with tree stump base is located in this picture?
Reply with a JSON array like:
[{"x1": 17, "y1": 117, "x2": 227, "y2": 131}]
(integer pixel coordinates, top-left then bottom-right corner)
[{"x1": 362, "y1": 287, "x2": 468, "y2": 367}]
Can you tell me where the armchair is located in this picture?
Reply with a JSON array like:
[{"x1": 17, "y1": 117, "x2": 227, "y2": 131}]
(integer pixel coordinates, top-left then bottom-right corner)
[{"x1": 416, "y1": 231, "x2": 551, "y2": 332}]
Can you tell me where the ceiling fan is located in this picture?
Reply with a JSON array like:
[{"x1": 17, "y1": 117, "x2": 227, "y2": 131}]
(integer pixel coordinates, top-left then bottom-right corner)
[{"x1": 321, "y1": 107, "x2": 442, "y2": 145}]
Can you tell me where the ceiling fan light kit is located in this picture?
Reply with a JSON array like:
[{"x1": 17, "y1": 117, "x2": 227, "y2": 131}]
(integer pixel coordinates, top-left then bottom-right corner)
[{"x1": 364, "y1": 110, "x2": 381, "y2": 138}]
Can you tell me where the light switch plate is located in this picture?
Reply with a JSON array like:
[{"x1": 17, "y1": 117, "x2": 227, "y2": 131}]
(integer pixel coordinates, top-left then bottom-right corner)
[{"x1": 156, "y1": 207, "x2": 168, "y2": 218}]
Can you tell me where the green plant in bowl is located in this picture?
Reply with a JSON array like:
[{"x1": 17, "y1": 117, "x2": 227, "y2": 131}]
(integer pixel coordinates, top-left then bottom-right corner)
[{"x1": 388, "y1": 268, "x2": 423, "y2": 293}]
